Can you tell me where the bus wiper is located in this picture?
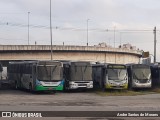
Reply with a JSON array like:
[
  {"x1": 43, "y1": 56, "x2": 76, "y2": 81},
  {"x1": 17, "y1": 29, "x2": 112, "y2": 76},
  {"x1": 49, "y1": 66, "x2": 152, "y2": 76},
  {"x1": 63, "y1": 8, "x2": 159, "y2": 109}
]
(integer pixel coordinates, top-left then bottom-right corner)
[
  {"x1": 52, "y1": 65, "x2": 57, "y2": 73},
  {"x1": 75, "y1": 65, "x2": 77, "y2": 72},
  {"x1": 118, "y1": 69, "x2": 122, "y2": 76},
  {"x1": 44, "y1": 65, "x2": 49, "y2": 76},
  {"x1": 51, "y1": 65, "x2": 57, "y2": 80},
  {"x1": 84, "y1": 65, "x2": 87, "y2": 72},
  {"x1": 118, "y1": 70, "x2": 127, "y2": 80},
  {"x1": 51, "y1": 65, "x2": 57, "y2": 76},
  {"x1": 133, "y1": 73, "x2": 139, "y2": 80},
  {"x1": 142, "y1": 71, "x2": 149, "y2": 80}
]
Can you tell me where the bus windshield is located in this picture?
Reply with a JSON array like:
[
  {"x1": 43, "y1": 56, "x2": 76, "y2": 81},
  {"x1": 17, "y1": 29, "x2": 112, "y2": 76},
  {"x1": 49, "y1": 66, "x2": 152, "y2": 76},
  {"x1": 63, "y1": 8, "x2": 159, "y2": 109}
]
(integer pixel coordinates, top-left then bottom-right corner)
[
  {"x1": 37, "y1": 65, "x2": 63, "y2": 81},
  {"x1": 70, "y1": 65, "x2": 92, "y2": 81},
  {"x1": 133, "y1": 68, "x2": 151, "y2": 80},
  {"x1": 108, "y1": 69, "x2": 127, "y2": 80}
]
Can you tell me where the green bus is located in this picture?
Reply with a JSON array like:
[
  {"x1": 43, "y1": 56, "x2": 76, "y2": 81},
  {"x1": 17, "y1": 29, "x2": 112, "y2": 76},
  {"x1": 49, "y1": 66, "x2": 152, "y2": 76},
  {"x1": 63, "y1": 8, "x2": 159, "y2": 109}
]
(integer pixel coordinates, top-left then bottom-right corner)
[{"x1": 8, "y1": 61, "x2": 64, "y2": 92}]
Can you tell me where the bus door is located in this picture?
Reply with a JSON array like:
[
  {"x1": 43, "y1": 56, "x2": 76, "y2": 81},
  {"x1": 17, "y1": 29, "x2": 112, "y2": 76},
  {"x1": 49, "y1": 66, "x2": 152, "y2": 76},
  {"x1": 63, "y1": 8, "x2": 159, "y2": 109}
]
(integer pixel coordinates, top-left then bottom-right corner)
[
  {"x1": 64, "y1": 64, "x2": 70, "y2": 89},
  {"x1": 103, "y1": 67, "x2": 107, "y2": 88},
  {"x1": 127, "y1": 66, "x2": 132, "y2": 89},
  {"x1": 98, "y1": 66, "x2": 105, "y2": 89},
  {"x1": 32, "y1": 64, "x2": 37, "y2": 89}
]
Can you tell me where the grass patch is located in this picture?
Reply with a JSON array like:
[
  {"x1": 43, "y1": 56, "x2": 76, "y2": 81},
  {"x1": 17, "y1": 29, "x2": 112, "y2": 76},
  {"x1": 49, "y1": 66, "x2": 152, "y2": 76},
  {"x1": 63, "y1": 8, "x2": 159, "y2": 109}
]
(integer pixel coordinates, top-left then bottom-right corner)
[
  {"x1": 151, "y1": 88, "x2": 160, "y2": 93},
  {"x1": 95, "y1": 89, "x2": 160, "y2": 96},
  {"x1": 96, "y1": 90, "x2": 144, "y2": 96}
]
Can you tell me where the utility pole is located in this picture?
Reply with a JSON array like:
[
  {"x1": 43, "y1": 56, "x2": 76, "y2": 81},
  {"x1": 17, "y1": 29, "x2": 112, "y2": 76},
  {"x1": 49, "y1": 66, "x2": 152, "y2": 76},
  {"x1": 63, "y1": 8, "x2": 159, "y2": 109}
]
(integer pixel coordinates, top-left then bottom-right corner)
[
  {"x1": 114, "y1": 26, "x2": 116, "y2": 48},
  {"x1": 28, "y1": 12, "x2": 30, "y2": 45},
  {"x1": 50, "y1": 0, "x2": 53, "y2": 60},
  {"x1": 114, "y1": 26, "x2": 116, "y2": 63},
  {"x1": 87, "y1": 19, "x2": 89, "y2": 46},
  {"x1": 153, "y1": 26, "x2": 156, "y2": 63}
]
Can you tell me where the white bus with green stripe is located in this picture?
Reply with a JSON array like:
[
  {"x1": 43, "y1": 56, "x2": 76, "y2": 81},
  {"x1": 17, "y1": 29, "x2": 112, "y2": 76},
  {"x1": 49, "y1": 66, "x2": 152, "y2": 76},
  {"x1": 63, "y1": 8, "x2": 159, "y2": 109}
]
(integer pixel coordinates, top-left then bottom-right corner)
[{"x1": 8, "y1": 61, "x2": 64, "y2": 92}]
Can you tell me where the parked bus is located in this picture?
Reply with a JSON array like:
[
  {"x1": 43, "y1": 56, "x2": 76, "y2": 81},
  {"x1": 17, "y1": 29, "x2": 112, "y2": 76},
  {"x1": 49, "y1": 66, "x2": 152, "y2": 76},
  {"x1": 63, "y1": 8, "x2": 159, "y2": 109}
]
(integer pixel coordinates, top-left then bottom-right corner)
[
  {"x1": 92, "y1": 63, "x2": 128, "y2": 90},
  {"x1": 0, "y1": 63, "x2": 3, "y2": 80},
  {"x1": 0, "y1": 63, "x2": 2, "y2": 88},
  {"x1": 150, "y1": 63, "x2": 160, "y2": 88},
  {"x1": 63, "y1": 61, "x2": 93, "y2": 90},
  {"x1": 127, "y1": 64, "x2": 152, "y2": 89},
  {"x1": 8, "y1": 61, "x2": 64, "y2": 92}
]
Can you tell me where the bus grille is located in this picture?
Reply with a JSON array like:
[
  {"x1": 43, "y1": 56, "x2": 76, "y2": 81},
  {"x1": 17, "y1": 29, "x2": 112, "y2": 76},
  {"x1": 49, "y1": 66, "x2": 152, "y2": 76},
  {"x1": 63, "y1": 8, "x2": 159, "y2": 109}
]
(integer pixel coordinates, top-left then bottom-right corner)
[
  {"x1": 139, "y1": 80, "x2": 147, "y2": 83},
  {"x1": 78, "y1": 84, "x2": 87, "y2": 86}
]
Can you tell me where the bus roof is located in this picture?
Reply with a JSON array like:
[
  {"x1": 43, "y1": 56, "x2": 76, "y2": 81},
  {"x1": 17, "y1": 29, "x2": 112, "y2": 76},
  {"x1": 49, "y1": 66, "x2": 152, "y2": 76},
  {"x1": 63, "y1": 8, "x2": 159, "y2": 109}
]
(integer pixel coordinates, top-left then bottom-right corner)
[
  {"x1": 9, "y1": 60, "x2": 63, "y2": 66},
  {"x1": 92, "y1": 63, "x2": 126, "y2": 67},
  {"x1": 126, "y1": 64, "x2": 150, "y2": 68}
]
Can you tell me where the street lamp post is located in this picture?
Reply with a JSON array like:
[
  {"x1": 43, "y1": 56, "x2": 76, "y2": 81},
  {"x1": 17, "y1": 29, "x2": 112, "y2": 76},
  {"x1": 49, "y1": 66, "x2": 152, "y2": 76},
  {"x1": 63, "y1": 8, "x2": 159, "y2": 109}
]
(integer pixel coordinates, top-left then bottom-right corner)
[
  {"x1": 50, "y1": 0, "x2": 53, "y2": 60},
  {"x1": 87, "y1": 19, "x2": 89, "y2": 46},
  {"x1": 153, "y1": 26, "x2": 156, "y2": 63},
  {"x1": 114, "y1": 26, "x2": 116, "y2": 63},
  {"x1": 120, "y1": 32, "x2": 122, "y2": 46},
  {"x1": 28, "y1": 12, "x2": 30, "y2": 45},
  {"x1": 114, "y1": 26, "x2": 116, "y2": 48}
]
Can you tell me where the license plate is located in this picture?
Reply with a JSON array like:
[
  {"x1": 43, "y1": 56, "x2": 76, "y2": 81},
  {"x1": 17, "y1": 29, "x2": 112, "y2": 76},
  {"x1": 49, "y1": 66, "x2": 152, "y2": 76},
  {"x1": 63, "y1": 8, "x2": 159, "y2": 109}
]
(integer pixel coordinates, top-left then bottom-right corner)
[{"x1": 48, "y1": 88, "x2": 53, "y2": 90}]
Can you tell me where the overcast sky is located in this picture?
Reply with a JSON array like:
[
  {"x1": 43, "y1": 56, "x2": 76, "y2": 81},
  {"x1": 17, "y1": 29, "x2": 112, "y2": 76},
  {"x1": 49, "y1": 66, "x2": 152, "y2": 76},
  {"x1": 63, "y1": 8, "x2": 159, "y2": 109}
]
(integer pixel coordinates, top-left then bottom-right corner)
[{"x1": 0, "y1": 0, "x2": 160, "y2": 61}]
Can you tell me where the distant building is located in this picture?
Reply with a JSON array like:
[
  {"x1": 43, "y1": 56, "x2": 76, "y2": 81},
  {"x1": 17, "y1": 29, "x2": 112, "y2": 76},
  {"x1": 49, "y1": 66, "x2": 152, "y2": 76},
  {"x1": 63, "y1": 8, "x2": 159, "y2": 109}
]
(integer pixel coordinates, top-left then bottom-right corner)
[
  {"x1": 119, "y1": 43, "x2": 136, "y2": 50},
  {"x1": 141, "y1": 58, "x2": 151, "y2": 65},
  {"x1": 94, "y1": 42, "x2": 112, "y2": 48}
]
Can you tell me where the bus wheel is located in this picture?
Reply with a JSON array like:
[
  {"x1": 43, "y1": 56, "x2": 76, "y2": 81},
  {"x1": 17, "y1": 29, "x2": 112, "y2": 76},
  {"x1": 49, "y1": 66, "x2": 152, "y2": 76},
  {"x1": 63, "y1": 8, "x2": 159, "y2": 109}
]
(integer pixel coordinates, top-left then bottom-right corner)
[
  {"x1": 29, "y1": 83, "x2": 33, "y2": 92},
  {"x1": 52, "y1": 90, "x2": 56, "y2": 94}
]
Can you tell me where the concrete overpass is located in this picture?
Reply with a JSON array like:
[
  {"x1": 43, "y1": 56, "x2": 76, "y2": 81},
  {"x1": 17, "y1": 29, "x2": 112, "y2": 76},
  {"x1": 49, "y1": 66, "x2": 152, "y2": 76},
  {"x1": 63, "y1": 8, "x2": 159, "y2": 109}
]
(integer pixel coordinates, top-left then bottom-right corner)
[{"x1": 0, "y1": 45, "x2": 142, "y2": 66}]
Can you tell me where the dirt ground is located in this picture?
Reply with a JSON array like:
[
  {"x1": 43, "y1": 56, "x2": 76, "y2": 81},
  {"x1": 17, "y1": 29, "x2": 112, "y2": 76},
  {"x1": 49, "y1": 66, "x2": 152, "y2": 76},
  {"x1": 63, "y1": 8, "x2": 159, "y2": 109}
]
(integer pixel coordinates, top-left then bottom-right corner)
[{"x1": 0, "y1": 84, "x2": 160, "y2": 120}]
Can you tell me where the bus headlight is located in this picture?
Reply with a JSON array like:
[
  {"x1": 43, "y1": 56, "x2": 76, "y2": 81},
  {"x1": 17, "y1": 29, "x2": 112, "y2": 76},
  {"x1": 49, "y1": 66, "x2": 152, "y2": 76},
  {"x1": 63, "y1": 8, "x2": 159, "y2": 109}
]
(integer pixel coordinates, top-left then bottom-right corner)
[
  {"x1": 58, "y1": 80, "x2": 64, "y2": 86},
  {"x1": 36, "y1": 80, "x2": 42, "y2": 86},
  {"x1": 135, "y1": 80, "x2": 139, "y2": 83},
  {"x1": 110, "y1": 82, "x2": 116, "y2": 86},
  {"x1": 123, "y1": 80, "x2": 128, "y2": 84},
  {"x1": 87, "y1": 84, "x2": 93, "y2": 88},
  {"x1": 147, "y1": 79, "x2": 151, "y2": 83},
  {"x1": 70, "y1": 83, "x2": 77, "y2": 88}
]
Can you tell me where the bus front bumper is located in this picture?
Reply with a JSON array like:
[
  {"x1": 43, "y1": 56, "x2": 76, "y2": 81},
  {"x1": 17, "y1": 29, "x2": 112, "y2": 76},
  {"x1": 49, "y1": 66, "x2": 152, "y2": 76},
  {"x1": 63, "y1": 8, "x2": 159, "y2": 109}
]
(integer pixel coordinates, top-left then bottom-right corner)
[{"x1": 35, "y1": 85, "x2": 63, "y2": 91}]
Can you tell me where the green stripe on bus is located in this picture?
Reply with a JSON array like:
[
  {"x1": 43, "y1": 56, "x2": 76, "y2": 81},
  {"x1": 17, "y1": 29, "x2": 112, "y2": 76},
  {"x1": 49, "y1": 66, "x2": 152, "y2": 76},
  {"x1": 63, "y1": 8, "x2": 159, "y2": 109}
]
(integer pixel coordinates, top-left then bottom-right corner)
[{"x1": 35, "y1": 85, "x2": 64, "y2": 91}]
